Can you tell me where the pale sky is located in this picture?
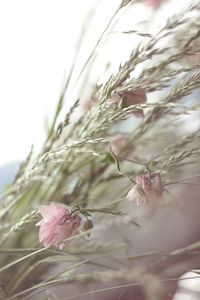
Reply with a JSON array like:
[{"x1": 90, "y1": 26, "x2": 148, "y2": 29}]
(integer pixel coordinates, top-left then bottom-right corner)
[
  {"x1": 0, "y1": 0, "x2": 103, "y2": 165},
  {"x1": 0, "y1": 0, "x2": 194, "y2": 167}
]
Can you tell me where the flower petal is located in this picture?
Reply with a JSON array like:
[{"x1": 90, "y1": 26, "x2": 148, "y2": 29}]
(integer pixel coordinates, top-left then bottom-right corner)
[{"x1": 36, "y1": 202, "x2": 81, "y2": 250}]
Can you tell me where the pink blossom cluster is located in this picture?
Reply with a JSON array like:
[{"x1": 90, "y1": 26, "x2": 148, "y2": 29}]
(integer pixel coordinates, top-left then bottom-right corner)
[
  {"x1": 126, "y1": 173, "x2": 164, "y2": 205},
  {"x1": 36, "y1": 203, "x2": 81, "y2": 250}
]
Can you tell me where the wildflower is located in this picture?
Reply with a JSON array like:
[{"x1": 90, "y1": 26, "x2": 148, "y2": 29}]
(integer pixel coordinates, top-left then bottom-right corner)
[
  {"x1": 190, "y1": 53, "x2": 200, "y2": 62},
  {"x1": 36, "y1": 203, "x2": 81, "y2": 250},
  {"x1": 113, "y1": 88, "x2": 147, "y2": 117},
  {"x1": 143, "y1": 0, "x2": 167, "y2": 8},
  {"x1": 126, "y1": 173, "x2": 164, "y2": 205},
  {"x1": 109, "y1": 134, "x2": 127, "y2": 155}
]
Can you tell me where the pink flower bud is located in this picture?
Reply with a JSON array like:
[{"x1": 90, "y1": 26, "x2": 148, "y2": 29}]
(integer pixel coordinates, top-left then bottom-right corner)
[
  {"x1": 126, "y1": 173, "x2": 164, "y2": 206},
  {"x1": 83, "y1": 218, "x2": 93, "y2": 237},
  {"x1": 143, "y1": 0, "x2": 167, "y2": 8},
  {"x1": 109, "y1": 134, "x2": 127, "y2": 155},
  {"x1": 150, "y1": 173, "x2": 164, "y2": 197},
  {"x1": 112, "y1": 88, "x2": 147, "y2": 117},
  {"x1": 190, "y1": 53, "x2": 200, "y2": 62},
  {"x1": 36, "y1": 203, "x2": 81, "y2": 250}
]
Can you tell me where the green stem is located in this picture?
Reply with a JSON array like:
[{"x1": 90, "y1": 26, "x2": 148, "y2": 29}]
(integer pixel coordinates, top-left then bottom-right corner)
[
  {"x1": 0, "y1": 248, "x2": 45, "y2": 273},
  {"x1": 45, "y1": 22, "x2": 85, "y2": 144},
  {"x1": 110, "y1": 147, "x2": 135, "y2": 184},
  {"x1": 68, "y1": 6, "x2": 121, "y2": 98}
]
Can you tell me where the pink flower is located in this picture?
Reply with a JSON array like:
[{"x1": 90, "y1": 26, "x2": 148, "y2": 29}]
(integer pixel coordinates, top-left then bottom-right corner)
[
  {"x1": 109, "y1": 134, "x2": 127, "y2": 155},
  {"x1": 143, "y1": 0, "x2": 167, "y2": 8},
  {"x1": 126, "y1": 173, "x2": 164, "y2": 205},
  {"x1": 190, "y1": 53, "x2": 200, "y2": 62},
  {"x1": 113, "y1": 88, "x2": 147, "y2": 117},
  {"x1": 36, "y1": 203, "x2": 81, "y2": 250}
]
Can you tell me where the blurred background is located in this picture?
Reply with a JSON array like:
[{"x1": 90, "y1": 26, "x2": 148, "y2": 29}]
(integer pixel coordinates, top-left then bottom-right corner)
[
  {"x1": 0, "y1": 1, "x2": 199, "y2": 299},
  {"x1": 0, "y1": 0, "x2": 194, "y2": 167}
]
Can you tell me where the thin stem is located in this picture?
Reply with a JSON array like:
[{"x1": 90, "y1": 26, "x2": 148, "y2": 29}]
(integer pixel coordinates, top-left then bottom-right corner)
[
  {"x1": 8, "y1": 275, "x2": 200, "y2": 300},
  {"x1": 45, "y1": 20, "x2": 86, "y2": 144},
  {"x1": 118, "y1": 155, "x2": 147, "y2": 166},
  {"x1": 68, "y1": 6, "x2": 121, "y2": 96},
  {"x1": 65, "y1": 276, "x2": 200, "y2": 300},
  {"x1": 164, "y1": 175, "x2": 200, "y2": 186},
  {"x1": 110, "y1": 147, "x2": 135, "y2": 184},
  {"x1": 0, "y1": 248, "x2": 45, "y2": 273}
]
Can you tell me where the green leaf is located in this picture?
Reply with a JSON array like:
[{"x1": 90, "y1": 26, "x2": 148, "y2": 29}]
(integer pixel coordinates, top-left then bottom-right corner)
[{"x1": 101, "y1": 153, "x2": 115, "y2": 164}]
